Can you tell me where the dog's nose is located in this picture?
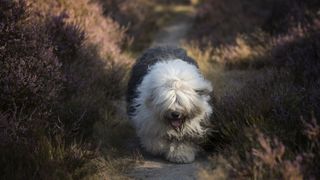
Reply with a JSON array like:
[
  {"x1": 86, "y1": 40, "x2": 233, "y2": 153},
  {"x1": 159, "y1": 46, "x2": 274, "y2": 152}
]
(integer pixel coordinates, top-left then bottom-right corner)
[{"x1": 171, "y1": 111, "x2": 181, "y2": 119}]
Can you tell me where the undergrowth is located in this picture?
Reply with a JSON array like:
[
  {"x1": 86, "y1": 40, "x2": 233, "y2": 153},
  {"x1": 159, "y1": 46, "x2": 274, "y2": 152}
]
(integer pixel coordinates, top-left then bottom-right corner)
[
  {"x1": 0, "y1": 0, "x2": 133, "y2": 179},
  {"x1": 185, "y1": 0, "x2": 320, "y2": 179}
]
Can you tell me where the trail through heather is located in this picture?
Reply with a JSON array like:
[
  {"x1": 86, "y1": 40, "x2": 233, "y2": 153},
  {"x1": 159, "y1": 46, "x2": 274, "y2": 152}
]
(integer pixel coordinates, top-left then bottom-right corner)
[
  {"x1": 150, "y1": 11, "x2": 194, "y2": 47},
  {"x1": 124, "y1": 6, "x2": 211, "y2": 180}
]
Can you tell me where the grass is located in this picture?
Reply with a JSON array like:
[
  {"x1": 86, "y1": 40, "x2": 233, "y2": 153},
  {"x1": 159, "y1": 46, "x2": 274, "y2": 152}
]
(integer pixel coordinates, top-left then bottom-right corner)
[
  {"x1": 184, "y1": 0, "x2": 320, "y2": 179},
  {"x1": 0, "y1": 0, "x2": 137, "y2": 179},
  {"x1": 0, "y1": 1, "x2": 200, "y2": 178},
  {"x1": 2, "y1": 0, "x2": 320, "y2": 179}
]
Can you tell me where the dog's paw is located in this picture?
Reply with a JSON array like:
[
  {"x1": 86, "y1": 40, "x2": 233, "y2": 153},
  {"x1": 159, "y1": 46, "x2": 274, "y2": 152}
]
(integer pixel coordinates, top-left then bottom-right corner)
[
  {"x1": 166, "y1": 144, "x2": 195, "y2": 163},
  {"x1": 140, "y1": 137, "x2": 167, "y2": 155},
  {"x1": 166, "y1": 152, "x2": 195, "y2": 163}
]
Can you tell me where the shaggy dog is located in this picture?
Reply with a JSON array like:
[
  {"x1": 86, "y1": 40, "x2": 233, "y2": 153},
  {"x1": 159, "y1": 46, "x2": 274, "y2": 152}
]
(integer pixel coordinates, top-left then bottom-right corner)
[{"x1": 127, "y1": 47, "x2": 213, "y2": 163}]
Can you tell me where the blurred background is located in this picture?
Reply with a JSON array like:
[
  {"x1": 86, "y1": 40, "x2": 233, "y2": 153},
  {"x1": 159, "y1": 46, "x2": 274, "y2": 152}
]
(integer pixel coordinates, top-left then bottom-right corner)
[{"x1": 1, "y1": 0, "x2": 320, "y2": 179}]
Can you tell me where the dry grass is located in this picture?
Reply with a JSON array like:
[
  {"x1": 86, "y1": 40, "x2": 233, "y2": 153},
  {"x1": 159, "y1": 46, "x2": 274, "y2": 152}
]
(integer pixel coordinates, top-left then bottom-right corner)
[
  {"x1": 184, "y1": 0, "x2": 320, "y2": 179},
  {"x1": 0, "y1": 0, "x2": 137, "y2": 179},
  {"x1": 0, "y1": 1, "x2": 204, "y2": 179},
  {"x1": 31, "y1": 0, "x2": 130, "y2": 61},
  {"x1": 190, "y1": 0, "x2": 273, "y2": 45},
  {"x1": 2, "y1": 0, "x2": 319, "y2": 179}
]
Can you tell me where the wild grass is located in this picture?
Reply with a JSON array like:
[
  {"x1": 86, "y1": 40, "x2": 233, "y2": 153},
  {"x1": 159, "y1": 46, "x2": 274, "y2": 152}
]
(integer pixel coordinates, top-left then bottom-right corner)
[
  {"x1": 184, "y1": 0, "x2": 320, "y2": 179},
  {"x1": 0, "y1": 0, "x2": 135, "y2": 179},
  {"x1": 0, "y1": 0, "x2": 201, "y2": 178},
  {"x1": 31, "y1": 0, "x2": 130, "y2": 60},
  {"x1": 2, "y1": 0, "x2": 319, "y2": 179}
]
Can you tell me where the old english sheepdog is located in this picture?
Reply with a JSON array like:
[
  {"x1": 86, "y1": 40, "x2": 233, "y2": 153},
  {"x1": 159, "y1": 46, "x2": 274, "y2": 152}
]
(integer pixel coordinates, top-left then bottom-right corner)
[{"x1": 127, "y1": 47, "x2": 213, "y2": 163}]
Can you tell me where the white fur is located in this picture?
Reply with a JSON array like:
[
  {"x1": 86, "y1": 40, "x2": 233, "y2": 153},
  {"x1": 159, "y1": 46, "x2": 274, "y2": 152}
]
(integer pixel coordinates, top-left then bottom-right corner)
[{"x1": 131, "y1": 59, "x2": 212, "y2": 163}]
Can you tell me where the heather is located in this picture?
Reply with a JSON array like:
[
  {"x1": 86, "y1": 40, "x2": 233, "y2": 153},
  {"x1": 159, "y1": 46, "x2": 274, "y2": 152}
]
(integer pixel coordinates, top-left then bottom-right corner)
[
  {"x1": 190, "y1": 0, "x2": 320, "y2": 46},
  {"x1": 0, "y1": 0, "x2": 131, "y2": 178},
  {"x1": 0, "y1": 0, "x2": 197, "y2": 178},
  {"x1": 31, "y1": 0, "x2": 129, "y2": 59},
  {"x1": 1, "y1": 0, "x2": 320, "y2": 178},
  {"x1": 185, "y1": 0, "x2": 320, "y2": 179}
]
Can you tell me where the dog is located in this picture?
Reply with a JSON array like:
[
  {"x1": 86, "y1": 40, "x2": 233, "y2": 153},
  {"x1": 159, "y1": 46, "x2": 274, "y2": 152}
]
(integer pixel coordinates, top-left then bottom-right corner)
[{"x1": 126, "y1": 47, "x2": 213, "y2": 163}]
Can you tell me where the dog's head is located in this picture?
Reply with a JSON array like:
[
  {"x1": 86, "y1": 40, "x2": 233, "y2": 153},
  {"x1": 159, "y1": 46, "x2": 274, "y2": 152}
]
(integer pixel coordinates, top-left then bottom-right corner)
[{"x1": 138, "y1": 59, "x2": 212, "y2": 131}]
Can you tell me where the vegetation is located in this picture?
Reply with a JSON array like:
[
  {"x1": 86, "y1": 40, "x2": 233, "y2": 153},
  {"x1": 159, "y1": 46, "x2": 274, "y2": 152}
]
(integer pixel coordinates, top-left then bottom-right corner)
[
  {"x1": 1, "y1": 0, "x2": 319, "y2": 179},
  {"x1": 184, "y1": 0, "x2": 320, "y2": 179},
  {"x1": 0, "y1": 0, "x2": 131, "y2": 179},
  {"x1": 96, "y1": 0, "x2": 196, "y2": 52}
]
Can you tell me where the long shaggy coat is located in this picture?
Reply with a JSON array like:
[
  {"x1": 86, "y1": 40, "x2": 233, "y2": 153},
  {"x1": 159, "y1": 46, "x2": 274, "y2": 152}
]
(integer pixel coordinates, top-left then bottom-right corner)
[{"x1": 127, "y1": 47, "x2": 213, "y2": 163}]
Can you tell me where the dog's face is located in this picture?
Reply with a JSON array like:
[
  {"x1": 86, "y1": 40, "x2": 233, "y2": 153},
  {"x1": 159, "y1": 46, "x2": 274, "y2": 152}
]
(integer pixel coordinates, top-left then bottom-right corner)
[
  {"x1": 141, "y1": 59, "x2": 212, "y2": 131},
  {"x1": 150, "y1": 79, "x2": 211, "y2": 130}
]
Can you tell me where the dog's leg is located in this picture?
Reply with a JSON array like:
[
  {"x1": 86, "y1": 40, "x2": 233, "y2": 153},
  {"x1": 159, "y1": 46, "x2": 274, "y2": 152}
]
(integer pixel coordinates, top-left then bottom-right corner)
[
  {"x1": 140, "y1": 136, "x2": 168, "y2": 155},
  {"x1": 165, "y1": 142, "x2": 197, "y2": 163}
]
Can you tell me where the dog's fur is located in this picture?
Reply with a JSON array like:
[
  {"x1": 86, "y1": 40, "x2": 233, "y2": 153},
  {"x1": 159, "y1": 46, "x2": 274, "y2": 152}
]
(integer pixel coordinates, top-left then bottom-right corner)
[{"x1": 127, "y1": 47, "x2": 212, "y2": 163}]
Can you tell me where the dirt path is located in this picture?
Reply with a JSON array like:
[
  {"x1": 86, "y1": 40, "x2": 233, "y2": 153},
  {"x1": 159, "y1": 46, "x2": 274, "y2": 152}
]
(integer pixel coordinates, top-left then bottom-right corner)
[
  {"x1": 150, "y1": 10, "x2": 194, "y2": 47},
  {"x1": 127, "y1": 156, "x2": 209, "y2": 180},
  {"x1": 125, "y1": 6, "x2": 212, "y2": 180},
  {"x1": 125, "y1": 137, "x2": 210, "y2": 180}
]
